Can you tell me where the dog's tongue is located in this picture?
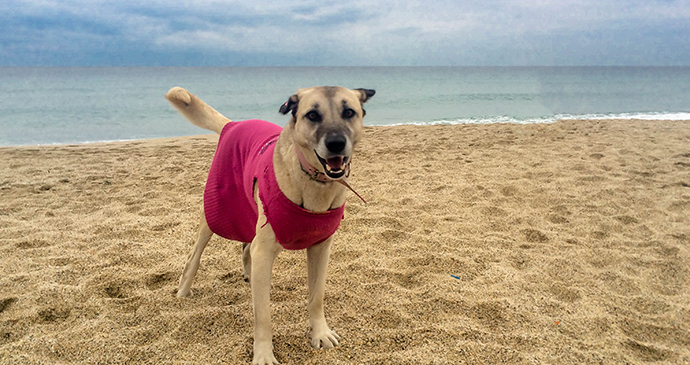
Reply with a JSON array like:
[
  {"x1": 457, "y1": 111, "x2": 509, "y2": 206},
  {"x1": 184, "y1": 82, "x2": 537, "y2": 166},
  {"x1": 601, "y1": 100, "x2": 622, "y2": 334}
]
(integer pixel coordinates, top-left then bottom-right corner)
[{"x1": 326, "y1": 156, "x2": 344, "y2": 171}]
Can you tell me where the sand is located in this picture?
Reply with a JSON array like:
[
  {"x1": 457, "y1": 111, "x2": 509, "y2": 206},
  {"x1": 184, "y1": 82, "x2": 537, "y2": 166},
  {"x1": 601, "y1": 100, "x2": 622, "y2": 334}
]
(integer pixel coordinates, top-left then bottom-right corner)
[{"x1": 1, "y1": 119, "x2": 689, "y2": 364}]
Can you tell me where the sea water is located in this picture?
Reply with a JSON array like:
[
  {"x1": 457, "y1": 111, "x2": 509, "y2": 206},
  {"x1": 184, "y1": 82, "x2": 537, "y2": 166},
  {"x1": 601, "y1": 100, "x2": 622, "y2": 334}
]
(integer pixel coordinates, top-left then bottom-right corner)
[{"x1": 1, "y1": 67, "x2": 689, "y2": 146}]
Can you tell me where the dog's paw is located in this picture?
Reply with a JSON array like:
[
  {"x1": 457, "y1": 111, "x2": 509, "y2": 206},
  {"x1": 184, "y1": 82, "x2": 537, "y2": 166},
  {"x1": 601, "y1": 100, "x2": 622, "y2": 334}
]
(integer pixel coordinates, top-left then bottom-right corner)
[
  {"x1": 311, "y1": 328, "x2": 340, "y2": 349},
  {"x1": 176, "y1": 288, "x2": 192, "y2": 298},
  {"x1": 252, "y1": 350, "x2": 279, "y2": 365},
  {"x1": 176, "y1": 275, "x2": 193, "y2": 297}
]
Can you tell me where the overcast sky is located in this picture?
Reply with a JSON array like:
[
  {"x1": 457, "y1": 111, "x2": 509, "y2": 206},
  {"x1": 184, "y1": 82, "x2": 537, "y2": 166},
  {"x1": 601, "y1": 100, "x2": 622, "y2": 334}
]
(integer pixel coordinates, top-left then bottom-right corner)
[{"x1": 2, "y1": 0, "x2": 689, "y2": 66}]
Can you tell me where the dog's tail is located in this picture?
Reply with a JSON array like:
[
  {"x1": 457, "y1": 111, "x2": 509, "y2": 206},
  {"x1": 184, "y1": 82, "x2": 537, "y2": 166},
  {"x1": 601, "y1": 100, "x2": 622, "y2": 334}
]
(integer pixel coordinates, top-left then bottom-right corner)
[{"x1": 165, "y1": 87, "x2": 230, "y2": 134}]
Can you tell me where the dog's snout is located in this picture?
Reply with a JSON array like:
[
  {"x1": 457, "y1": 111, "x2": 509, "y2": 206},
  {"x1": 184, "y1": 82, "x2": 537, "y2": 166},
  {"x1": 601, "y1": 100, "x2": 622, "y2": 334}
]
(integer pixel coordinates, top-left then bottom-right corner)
[{"x1": 325, "y1": 135, "x2": 347, "y2": 154}]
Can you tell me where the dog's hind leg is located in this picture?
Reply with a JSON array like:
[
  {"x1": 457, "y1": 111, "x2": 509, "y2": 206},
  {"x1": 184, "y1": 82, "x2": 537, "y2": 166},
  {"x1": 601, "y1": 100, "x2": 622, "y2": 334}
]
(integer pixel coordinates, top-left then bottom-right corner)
[
  {"x1": 242, "y1": 242, "x2": 251, "y2": 282},
  {"x1": 177, "y1": 211, "x2": 214, "y2": 298}
]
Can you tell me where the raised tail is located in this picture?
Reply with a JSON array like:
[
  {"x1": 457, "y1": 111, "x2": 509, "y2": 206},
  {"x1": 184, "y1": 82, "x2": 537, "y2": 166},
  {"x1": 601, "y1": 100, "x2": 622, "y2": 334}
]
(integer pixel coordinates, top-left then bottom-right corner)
[{"x1": 165, "y1": 87, "x2": 231, "y2": 134}]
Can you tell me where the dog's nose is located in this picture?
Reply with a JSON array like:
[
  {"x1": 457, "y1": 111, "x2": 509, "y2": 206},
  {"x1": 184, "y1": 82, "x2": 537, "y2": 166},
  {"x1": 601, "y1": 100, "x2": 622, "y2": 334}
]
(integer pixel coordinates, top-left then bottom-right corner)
[{"x1": 325, "y1": 135, "x2": 347, "y2": 154}]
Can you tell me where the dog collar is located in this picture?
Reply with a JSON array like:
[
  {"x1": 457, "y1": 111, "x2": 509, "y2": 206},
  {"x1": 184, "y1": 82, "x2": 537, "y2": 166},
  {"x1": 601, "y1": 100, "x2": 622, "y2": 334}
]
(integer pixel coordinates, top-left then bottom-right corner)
[
  {"x1": 295, "y1": 146, "x2": 347, "y2": 182},
  {"x1": 294, "y1": 146, "x2": 366, "y2": 204}
]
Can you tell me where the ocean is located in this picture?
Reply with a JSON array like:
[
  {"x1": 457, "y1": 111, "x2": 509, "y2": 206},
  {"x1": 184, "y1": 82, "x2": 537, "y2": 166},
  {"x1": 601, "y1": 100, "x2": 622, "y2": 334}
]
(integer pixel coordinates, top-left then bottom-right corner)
[{"x1": 1, "y1": 67, "x2": 689, "y2": 146}]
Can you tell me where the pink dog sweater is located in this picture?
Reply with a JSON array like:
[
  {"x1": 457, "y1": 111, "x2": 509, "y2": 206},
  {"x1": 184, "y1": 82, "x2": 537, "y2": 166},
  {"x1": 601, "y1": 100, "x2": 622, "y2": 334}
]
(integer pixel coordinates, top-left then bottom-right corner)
[{"x1": 203, "y1": 120, "x2": 345, "y2": 250}]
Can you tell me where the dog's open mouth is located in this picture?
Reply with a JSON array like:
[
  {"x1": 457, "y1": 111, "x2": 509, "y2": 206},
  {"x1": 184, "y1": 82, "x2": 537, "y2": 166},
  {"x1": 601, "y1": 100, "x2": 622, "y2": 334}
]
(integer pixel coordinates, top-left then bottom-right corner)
[{"x1": 315, "y1": 151, "x2": 349, "y2": 179}]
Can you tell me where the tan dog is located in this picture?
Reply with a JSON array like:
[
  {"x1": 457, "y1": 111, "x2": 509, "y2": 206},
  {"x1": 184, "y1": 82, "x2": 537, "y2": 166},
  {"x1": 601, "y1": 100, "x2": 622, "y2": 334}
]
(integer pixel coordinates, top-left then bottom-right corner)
[{"x1": 165, "y1": 86, "x2": 374, "y2": 365}]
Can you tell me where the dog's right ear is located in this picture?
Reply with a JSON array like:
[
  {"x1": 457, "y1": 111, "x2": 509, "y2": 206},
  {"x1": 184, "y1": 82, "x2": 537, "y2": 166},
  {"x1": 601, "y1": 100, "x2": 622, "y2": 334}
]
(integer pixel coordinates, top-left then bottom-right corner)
[{"x1": 279, "y1": 94, "x2": 299, "y2": 115}]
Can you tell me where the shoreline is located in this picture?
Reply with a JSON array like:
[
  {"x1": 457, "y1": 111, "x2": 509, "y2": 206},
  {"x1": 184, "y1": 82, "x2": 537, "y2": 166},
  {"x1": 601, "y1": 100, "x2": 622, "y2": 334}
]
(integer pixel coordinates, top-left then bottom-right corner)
[
  {"x1": 1, "y1": 119, "x2": 689, "y2": 363},
  {"x1": 0, "y1": 133, "x2": 218, "y2": 149},
  {"x1": 3, "y1": 117, "x2": 690, "y2": 149}
]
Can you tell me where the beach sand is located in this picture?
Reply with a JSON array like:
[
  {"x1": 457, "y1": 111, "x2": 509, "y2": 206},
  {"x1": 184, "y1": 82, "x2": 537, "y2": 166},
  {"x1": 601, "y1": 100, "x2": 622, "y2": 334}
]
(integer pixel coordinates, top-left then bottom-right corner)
[{"x1": 1, "y1": 119, "x2": 689, "y2": 364}]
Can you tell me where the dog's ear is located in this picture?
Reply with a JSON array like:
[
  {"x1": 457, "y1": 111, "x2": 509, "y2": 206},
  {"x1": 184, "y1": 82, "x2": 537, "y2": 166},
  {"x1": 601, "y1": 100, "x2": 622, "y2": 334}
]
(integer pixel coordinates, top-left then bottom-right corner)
[
  {"x1": 279, "y1": 94, "x2": 299, "y2": 115},
  {"x1": 354, "y1": 89, "x2": 375, "y2": 104}
]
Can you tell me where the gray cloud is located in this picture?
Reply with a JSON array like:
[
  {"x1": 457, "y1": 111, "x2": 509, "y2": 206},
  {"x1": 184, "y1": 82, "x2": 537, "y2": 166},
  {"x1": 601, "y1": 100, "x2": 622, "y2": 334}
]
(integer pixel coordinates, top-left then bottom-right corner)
[{"x1": 1, "y1": 0, "x2": 689, "y2": 65}]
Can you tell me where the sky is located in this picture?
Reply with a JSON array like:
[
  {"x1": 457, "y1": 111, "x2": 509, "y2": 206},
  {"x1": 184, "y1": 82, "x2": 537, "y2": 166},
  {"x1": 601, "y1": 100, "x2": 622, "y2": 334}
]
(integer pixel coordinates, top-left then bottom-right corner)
[{"x1": 1, "y1": 0, "x2": 689, "y2": 66}]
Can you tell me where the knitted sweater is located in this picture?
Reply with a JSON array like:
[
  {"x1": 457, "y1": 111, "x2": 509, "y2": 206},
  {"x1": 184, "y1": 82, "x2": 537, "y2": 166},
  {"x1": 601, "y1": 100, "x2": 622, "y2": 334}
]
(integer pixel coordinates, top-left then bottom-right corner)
[{"x1": 203, "y1": 120, "x2": 345, "y2": 250}]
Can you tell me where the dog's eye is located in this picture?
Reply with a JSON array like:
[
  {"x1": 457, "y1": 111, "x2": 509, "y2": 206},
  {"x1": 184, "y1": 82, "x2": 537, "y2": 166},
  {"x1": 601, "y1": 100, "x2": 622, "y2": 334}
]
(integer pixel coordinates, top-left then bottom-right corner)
[
  {"x1": 342, "y1": 108, "x2": 356, "y2": 119},
  {"x1": 305, "y1": 111, "x2": 321, "y2": 122}
]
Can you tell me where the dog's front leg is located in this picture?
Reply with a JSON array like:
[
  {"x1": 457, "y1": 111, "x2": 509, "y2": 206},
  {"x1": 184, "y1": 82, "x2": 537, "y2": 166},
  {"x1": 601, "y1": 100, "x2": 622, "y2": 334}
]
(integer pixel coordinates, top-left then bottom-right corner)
[
  {"x1": 250, "y1": 219, "x2": 283, "y2": 365},
  {"x1": 307, "y1": 237, "x2": 340, "y2": 349}
]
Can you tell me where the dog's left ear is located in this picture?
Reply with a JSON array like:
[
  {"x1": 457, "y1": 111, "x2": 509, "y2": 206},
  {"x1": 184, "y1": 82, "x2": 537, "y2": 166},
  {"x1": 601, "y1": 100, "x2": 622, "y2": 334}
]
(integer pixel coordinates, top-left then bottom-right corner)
[
  {"x1": 354, "y1": 89, "x2": 375, "y2": 103},
  {"x1": 279, "y1": 94, "x2": 299, "y2": 115}
]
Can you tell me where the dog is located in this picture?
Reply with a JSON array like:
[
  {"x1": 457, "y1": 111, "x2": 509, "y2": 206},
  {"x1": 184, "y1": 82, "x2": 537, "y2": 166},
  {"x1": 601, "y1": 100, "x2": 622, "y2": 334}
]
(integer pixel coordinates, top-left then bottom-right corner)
[{"x1": 165, "y1": 85, "x2": 374, "y2": 365}]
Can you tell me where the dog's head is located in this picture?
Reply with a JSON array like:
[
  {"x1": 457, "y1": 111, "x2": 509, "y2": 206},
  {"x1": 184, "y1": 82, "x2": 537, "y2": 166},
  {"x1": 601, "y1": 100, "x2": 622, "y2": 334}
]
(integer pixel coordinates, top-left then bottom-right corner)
[{"x1": 280, "y1": 86, "x2": 375, "y2": 180}]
